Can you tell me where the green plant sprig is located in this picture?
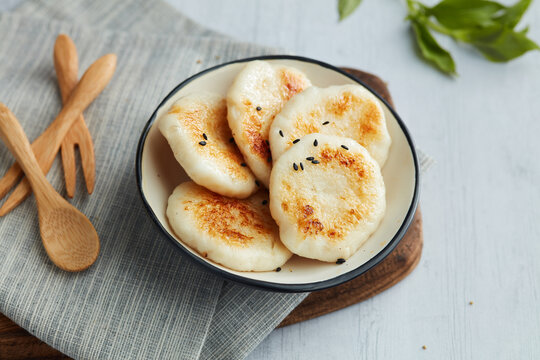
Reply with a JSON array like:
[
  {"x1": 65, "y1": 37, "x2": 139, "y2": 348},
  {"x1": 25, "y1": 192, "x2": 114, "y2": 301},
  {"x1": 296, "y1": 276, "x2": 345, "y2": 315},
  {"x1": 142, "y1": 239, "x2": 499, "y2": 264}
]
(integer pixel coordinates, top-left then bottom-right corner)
[{"x1": 338, "y1": 0, "x2": 539, "y2": 75}]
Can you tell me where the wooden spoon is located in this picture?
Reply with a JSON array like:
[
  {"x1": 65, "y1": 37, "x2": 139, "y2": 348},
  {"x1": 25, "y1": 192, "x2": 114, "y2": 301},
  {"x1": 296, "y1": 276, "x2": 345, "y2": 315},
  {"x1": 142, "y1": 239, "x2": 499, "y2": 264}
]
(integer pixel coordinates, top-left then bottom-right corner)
[
  {"x1": 0, "y1": 53, "x2": 116, "y2": 216},
  {"x1": 0, "y1": 104, "x2": 99, "y2": 271}
]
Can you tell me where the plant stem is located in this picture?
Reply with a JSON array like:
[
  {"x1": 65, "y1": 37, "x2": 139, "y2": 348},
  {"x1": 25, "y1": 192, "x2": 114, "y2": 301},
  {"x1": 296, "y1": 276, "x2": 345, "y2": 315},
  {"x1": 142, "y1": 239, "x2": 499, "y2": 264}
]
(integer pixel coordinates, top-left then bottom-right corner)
[{"x1": 425, "y1": 19, "x2": 455, "y2": 37}]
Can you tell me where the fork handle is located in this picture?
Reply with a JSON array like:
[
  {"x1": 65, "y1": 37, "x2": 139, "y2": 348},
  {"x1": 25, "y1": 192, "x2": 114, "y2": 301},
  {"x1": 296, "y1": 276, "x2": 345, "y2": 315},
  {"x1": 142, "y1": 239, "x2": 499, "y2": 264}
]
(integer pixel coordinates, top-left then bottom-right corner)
[
  {"x1": 48, "y1": 53, "x2": 117, "y2": 144},
  {"x1": 54, "y1": 34, "x2": 79, "y2": 103}
]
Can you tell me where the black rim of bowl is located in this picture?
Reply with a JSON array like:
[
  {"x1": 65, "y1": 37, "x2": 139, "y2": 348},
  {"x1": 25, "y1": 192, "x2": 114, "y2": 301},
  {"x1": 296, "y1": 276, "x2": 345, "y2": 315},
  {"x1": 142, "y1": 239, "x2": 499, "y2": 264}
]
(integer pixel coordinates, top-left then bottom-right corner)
[{"x1": 135, "y1": 55, "x2": 420, "y2": 293}]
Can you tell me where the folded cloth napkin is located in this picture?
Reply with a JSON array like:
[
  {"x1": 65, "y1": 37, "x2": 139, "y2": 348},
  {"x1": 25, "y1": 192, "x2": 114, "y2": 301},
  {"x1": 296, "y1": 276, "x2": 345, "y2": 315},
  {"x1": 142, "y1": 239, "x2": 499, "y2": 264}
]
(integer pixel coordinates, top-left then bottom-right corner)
[{"x1": 0, "y1": 1, "x2": 432, "y2": 359}]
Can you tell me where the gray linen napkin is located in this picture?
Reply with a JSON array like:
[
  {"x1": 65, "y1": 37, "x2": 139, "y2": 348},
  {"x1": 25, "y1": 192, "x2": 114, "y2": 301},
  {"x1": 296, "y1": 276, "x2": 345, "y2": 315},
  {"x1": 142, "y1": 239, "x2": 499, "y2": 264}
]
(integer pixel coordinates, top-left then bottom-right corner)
[{"x1": 0, "y1": 1, "x2": 432, "y2": 359}]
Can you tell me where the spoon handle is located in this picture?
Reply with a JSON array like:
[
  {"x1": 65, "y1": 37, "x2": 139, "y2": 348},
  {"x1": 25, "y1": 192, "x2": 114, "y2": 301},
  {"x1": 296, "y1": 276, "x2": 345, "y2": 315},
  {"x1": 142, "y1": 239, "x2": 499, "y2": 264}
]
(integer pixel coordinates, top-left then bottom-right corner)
[{"x1": 0, "y1": 104, "x2": 55, "y2": 201}]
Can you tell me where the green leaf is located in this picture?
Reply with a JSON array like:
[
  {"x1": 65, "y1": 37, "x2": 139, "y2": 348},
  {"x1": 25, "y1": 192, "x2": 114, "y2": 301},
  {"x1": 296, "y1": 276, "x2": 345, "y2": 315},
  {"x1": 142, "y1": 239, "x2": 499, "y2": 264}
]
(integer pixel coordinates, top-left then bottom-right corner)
[
  {"x1": 428, "y1": 0, "x2": 505, "y2": 29},
  {"x1": 519, "y1": 25, "x2": 530, "y2": 35},
  {"x1": 338, "y1": 0, "x2": 363, "y2": 21},
  {"x1": 495, "y1": 0, "x2": 531, "y2": 28},
  {"x1": 406, "y1": 0, "x2": 428, "y2": 16},
  {"x1": 411, "y1": 19, "x2": 457, "y2": 74},
  {"x1": 456, "y1": 25, "x2": 539, "y2": 62}
]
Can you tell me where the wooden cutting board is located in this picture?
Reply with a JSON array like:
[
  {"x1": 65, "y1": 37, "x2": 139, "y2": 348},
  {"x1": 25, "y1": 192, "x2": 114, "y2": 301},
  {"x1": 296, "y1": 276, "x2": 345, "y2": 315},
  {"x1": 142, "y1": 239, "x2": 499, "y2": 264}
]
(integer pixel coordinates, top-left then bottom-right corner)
[{"x1": 0, "y1": 68, "x2": 423, "y2": 359}]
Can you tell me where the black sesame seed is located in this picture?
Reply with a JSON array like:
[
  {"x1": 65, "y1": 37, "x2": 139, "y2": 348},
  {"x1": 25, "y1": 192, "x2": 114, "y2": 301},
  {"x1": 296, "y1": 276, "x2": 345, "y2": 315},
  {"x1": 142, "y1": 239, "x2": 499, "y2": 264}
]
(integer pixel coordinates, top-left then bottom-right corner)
[
  {"x1": 202, "y1": 133, "x2": 208, "y2": 140},
  {"x1": 241, "y1": 163, "x2": 247, "y2": 167},
  {"x1": 306, "y1": 156, "x2": 314, "y2": 161},
  {"x1": 262, "y1": 200, "x2": 268, "y2": 205},
  {"x1": 255, "y1": 180, "x2": 260, "y2": 187},
  {"x1": 293, "y1": 163, "x2": 298, "y2": 171},
  {"x1": 292, "y1": 139, "x2": 300, "y2": 144},
  {"x1": 199, "y1": 141, "x2": 207, "y2": 146},
  {"x1": 314, "y1": 139, "x2": 318, "y2": 147},
  {"x1": 341, "y1": 145, "x2": 349, "y2": 150},
  {"x1": 265, "y1": 139, "x2": 270, "y2": 145},
  {"x1": 322, "y1": 121, "x2": 330, "y2": 125},
  {"x1": 336, "y1": 258, "x2": 346, "y2": 264},
  {"x1": 256, "y1": 106, "x2": 262, "y2": 111},
  {"x1": 229, "y1": 137, "x2": 235, "y2": 143},
  {"x1": 275, "y1": 267, "x2": 281, "y2": 272},
  {"x1": 312, "y1": 160, "x2": 320, "y2": 164},
  {"x1": 300, "y1": 162, "x2": 304, "y2": 170},
  {"x1": 279, "y1": 130, "x2": 284, "y2": 137}
]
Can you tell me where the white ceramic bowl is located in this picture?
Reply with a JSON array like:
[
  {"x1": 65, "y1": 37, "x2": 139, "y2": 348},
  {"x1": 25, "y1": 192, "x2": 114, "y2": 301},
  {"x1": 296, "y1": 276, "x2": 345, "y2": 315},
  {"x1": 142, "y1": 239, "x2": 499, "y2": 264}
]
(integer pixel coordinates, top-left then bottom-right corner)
[{"x1": 136, "y1": 56, "x2": 419, "y2": 292}]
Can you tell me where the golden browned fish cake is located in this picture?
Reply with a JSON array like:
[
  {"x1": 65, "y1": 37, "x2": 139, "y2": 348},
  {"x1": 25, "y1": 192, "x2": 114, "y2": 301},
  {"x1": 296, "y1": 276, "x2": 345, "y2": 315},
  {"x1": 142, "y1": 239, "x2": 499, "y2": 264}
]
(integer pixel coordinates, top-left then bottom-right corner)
[
  {"x1": 159, "y1": 92, "x2": 257, "y2": 198},
  {"x1": 269, "y1": 133, "x2": 386, "y2": 262},
  {"x1": 227, "y1": 61, "x2": 311, "y2": 187},
  {"x1": 269, "y1": 85, "x2": 391, "y2": 167},
  {"x1": 167, "y1": 181, "x2": 292, "y2": 271}
]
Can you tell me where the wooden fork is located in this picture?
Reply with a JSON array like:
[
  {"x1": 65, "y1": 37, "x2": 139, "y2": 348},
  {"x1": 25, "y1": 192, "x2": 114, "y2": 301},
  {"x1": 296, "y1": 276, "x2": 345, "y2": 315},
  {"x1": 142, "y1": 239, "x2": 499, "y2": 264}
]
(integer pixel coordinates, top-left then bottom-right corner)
[{"x1": 55, "y1": 34, "x2": 96, "y2": 198}]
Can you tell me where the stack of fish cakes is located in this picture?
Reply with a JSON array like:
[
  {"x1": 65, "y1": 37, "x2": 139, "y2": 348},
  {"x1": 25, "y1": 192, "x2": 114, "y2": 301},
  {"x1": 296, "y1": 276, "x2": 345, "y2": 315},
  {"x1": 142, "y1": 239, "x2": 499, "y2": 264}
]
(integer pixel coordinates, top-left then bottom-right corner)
[{"x1": 158, "y1": 60, "x2": 391, "y2": 272}]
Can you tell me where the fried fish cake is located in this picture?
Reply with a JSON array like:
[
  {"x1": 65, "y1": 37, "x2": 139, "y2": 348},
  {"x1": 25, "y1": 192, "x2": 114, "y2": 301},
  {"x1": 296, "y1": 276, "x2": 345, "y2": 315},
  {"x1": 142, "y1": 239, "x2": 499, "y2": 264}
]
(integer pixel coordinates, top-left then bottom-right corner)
[
  {"x1": 269, "y1": 133, "x2": 386, "y2": 262},
  {"x1": 269, "y1": 85, "x2": 391, "y2": 167},
  {"x1": 167, "y1": 181, "x2": 292, "y2": 271},
  {"x1": 227, "y1": 61, "x2": 311, "y2": 187},
  {"x1": 159, "y1": 92, "x2": 257, "y2": 198}
]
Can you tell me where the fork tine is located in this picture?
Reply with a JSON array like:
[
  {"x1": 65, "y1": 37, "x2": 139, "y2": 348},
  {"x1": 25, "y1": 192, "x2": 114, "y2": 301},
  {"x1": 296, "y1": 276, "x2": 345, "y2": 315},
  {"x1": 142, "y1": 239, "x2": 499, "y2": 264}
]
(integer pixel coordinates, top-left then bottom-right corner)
[
  {"x1": 74, "y1": 119, "x2": 95, "y2": 194},
  {"x1": 0, "y1": 177, "x2": 31, "y2": 216},
  {"x1": 0, "y1": 163, "x2": 23, "y2": 199},
  {"x1": 61, "y1": 136, "x2": 77, "y2": 198}
]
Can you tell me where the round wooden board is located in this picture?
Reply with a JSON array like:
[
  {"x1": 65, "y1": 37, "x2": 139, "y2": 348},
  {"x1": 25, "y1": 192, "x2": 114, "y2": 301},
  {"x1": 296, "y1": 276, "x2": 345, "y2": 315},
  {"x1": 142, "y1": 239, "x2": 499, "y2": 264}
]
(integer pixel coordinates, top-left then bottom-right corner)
[{"x1": 0, "y1": 68, "x2": 423, "y2": 358}]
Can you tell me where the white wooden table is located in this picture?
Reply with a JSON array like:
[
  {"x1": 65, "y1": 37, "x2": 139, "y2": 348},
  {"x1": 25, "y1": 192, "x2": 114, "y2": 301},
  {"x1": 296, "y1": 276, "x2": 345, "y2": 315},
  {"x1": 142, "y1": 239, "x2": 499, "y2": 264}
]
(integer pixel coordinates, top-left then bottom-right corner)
[{"x1": 166, "y1": 1, "x2": 540, "y2": 359}]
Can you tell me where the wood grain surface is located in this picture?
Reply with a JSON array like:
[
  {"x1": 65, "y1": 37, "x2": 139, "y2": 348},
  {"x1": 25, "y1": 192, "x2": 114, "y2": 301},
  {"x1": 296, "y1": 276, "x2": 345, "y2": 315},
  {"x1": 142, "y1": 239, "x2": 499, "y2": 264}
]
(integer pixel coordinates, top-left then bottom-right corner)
[
  {"x1": 0, "y1": 68, "x2": 422, "y2": 359},
  {"x1": 0, "y1": 314, "x2": 69, "y2": 359}
]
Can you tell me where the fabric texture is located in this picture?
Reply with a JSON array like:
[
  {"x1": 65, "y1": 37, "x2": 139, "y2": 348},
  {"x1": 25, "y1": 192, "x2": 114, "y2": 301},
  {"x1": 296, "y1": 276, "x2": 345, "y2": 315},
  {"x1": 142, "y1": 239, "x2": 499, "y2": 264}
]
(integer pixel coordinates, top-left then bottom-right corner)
[{"x1": 0, "y1": 1, "x2": 432, "y2": 359}]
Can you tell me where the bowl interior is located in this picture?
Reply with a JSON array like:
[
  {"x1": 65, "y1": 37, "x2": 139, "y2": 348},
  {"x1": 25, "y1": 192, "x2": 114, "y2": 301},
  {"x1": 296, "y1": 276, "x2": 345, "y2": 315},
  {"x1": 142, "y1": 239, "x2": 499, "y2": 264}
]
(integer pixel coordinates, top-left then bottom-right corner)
[{"x1": 138, "y1": 57, "x2": 418, "y2": 291}]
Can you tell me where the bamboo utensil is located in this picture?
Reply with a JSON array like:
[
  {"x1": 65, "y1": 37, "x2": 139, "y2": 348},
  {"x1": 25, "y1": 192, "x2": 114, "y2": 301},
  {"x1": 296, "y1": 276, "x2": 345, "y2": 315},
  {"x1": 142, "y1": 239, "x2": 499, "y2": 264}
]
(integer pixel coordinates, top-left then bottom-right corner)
[
  {"x1": 0, "y1": 104, "x2": 99, "y2": 271},
  {"x1": 55, "y1": 34, "x2": 96, "y2": 198},
  {"x1": 0, "y1": 52, "x2": 116, "y2": 216}
]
